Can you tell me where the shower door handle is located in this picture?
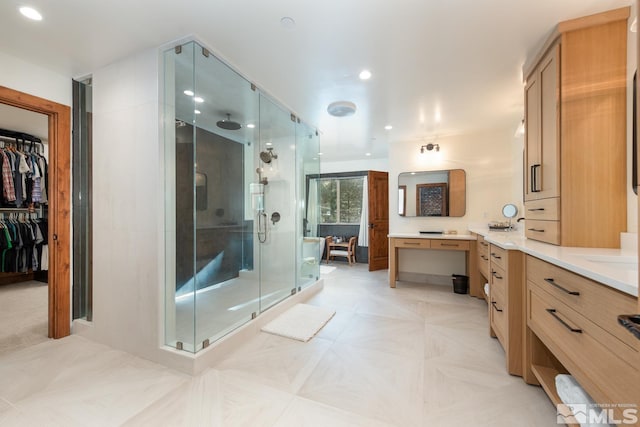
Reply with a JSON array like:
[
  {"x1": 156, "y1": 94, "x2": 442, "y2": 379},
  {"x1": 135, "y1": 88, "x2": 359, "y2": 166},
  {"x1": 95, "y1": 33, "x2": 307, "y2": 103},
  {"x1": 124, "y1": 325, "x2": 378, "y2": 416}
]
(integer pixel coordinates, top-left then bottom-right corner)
[{"x1": 258, "y1": 211, "x2": 268, "y2": 243}]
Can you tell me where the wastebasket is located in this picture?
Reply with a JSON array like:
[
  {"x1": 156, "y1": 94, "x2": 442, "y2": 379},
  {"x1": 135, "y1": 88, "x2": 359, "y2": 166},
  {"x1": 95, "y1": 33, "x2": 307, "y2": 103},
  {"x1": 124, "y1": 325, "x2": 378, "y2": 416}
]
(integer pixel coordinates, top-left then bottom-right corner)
[{"x1": 452, "y1": 274, "x2": 469, "y2": 294}]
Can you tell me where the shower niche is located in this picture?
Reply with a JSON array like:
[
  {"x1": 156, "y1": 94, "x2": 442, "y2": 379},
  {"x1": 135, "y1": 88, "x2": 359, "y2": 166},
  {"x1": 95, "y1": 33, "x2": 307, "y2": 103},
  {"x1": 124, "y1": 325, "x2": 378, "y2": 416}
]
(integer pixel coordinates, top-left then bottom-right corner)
[{"x1": 163, "y1": 41, "x2": 321, "y2": 353}]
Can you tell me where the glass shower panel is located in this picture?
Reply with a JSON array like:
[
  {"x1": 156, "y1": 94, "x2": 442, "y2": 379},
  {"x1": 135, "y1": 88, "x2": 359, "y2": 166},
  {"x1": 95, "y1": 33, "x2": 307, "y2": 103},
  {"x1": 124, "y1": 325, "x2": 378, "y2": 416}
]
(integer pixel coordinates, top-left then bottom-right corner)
[
  {"x1": 297, "y1": 122, "x2": 321, "y2": 288},
  {"x1": 164, "y1": 39, "x2": 322, "y2": 353},
  {"x1": 165, "y1": 42, "x2": 196, "y2": 351},
  {"x1": 257, "y1": 95, "x2": 296, "y2": 312},
  {"x1": 192, "y1": 43, "x2": 260, "y2": 349}
]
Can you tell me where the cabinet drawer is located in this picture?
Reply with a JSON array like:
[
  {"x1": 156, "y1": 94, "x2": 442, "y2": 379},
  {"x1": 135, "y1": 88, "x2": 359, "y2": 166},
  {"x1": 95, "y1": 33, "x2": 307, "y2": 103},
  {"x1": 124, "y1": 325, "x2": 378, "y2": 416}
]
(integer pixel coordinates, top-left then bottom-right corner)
[
  {"x1": 528, "y1": 284, "x2": 640, "y2": 409},
  {"x1": 526, "y1": 256, "x2": 637, "y2": 348},
  {"x1": 489, "y1": 245, "x2": 507, "y2": 270},
  {"x1": 478, "y1": 254, "x2": 490, "y2": 280},
  {"x1": 525, "y1": 197, "x2": 559, "y2": 221},
  {"x1": 490, "y1": 263, "x2": 507, "y2": 302},
  {"x1": 478, "y1": 236, "x2": 489, "y2": 253},
  {"x1": 430, "y1": 240, "x2": 470, "y2": 251},
  {"x1": 394, "y1": 238, "x2": 430, "y2": 249},
  {"x1": 490, "y1": 275, "x2": 508, "y2": 346},
  {"x1": 525, "y1": 220, "x2": 560, "y2": 245}
]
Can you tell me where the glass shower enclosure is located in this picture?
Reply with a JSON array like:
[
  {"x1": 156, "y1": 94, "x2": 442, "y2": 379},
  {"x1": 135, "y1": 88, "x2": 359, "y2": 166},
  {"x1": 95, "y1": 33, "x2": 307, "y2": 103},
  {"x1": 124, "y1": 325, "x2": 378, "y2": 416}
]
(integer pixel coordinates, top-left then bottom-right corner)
[{"x1": 163, "y1": 41, "x2": 321, "y2": 353}]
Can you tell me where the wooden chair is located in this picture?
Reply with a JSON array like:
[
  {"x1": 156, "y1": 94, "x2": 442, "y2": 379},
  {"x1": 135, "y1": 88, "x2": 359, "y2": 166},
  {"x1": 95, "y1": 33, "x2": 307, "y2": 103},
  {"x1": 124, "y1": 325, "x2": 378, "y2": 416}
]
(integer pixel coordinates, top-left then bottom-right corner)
[{"x1": 326, "y1": 236, "x2": 357, "y2": 265}]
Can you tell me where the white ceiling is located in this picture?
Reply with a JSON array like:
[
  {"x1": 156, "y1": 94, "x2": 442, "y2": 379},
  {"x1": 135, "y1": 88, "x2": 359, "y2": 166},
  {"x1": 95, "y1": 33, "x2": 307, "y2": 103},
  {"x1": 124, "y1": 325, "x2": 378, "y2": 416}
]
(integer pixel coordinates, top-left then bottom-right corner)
[{"x1": 0, "y1": 0, "x2": 633, "y2": 162}]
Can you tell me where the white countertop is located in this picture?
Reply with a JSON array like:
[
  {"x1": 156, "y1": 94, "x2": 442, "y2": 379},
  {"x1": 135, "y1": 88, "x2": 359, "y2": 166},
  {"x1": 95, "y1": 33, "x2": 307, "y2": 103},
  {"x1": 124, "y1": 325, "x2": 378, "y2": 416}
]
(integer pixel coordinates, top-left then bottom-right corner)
[
  {"x1": 388, "y1": 233, "x2": 477, "y2": 240},
  {"x1": 468, "y1": 227, "x2": 638, "y2": 297}
]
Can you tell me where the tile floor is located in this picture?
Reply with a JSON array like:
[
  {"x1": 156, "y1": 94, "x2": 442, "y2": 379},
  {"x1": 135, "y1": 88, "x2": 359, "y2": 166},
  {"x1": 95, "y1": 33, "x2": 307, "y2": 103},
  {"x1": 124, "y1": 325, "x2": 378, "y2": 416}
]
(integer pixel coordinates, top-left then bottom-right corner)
[
  {"x1": 0, "y1": 264, "x2": 557, "y2": 426},
  {"x1": 0, "y1": 280, "x2": 48, "y2": 356}
]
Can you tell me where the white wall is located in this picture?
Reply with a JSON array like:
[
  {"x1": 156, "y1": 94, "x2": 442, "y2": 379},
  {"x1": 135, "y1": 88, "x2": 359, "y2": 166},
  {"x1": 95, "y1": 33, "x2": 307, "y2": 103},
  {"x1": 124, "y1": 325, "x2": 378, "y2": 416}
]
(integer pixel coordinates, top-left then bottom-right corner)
[
  {"x1": 73, "y1": 47, "x2": 190, "y2": 371},
  {"x1": 0, "y1": 51, "x2": 71, "y2": 106},
  {"x1": 321, "y1": 157, "x2": 389, "y2": 174},
  {"x1": 389, "y1": 128, "x2": 519, "y2": 276}
]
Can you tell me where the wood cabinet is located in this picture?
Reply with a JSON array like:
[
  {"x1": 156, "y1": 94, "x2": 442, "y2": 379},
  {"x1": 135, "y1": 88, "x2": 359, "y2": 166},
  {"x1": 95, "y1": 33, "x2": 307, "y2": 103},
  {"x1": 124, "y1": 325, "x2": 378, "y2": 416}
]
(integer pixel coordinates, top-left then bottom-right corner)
[
  {"x1": 525, "y1": 255, "x2": 640, "y2": 422},
  {"x1": 488, "y1": 244, "x2": 525, "y2": 377},
  {"x1": 523, "y1": 8, "x2": 628, "y2": 248},
  {"x1": 476, "y1": 235, "x2": 489, "y2": 291}
]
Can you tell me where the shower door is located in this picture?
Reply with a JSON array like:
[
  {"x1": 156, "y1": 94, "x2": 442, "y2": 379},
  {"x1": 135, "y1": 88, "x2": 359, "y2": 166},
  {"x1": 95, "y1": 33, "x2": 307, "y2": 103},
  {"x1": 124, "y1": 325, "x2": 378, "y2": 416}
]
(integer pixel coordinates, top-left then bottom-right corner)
[
  {"x1": 165, "y1": 41, "x2": 261, "y2": 352},
  {"x1": 256, "y1": 95, "x2": 297, "y2": 312}
]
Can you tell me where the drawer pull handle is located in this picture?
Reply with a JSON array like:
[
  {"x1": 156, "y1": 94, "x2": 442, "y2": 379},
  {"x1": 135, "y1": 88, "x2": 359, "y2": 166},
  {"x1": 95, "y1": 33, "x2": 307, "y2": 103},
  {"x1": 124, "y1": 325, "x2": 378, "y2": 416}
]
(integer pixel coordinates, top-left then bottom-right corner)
[
  {"x1": 440, "y1": 243, "x2": 459, "y2": 247},
  {"x1": 480, "y1": 255, "x2": 488, "y2": 260},
  {"x1": 617, "y1": 315, "x2": 640, "y2": 340},
  {"x1": 528, "y1": 228, "x2": 545, "y2": 233},
  {"x1": 491, "y1": 253, "x2": 502, "y2": 259},
  {"x1": 546, "y1": 309, "x2": 582, "y2": 333},
  {"x1": 544, "y1": 278, "x2": 580, "y2": 296},
  {"x1": 404, "y1": 242, "x2": 421, "y2": 245},
  {"x1": 491, "y1": 301, "x2": 503, "y2": 312},
  {"x1": 528, "y1": 208, "x2": 545, "y2": 211},
  {"x1": 492, "y1": 271, "x2": 503, "y2": 280},
  {"x1": 480, "y1": 242, "x2": 488, "y2": 247}
]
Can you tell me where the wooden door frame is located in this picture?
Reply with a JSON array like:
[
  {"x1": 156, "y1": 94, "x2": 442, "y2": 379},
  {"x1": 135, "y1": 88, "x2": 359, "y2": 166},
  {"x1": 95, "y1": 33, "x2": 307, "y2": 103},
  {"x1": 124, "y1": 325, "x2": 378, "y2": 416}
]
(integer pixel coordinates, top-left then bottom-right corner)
[{"x1": 0, "y1": 85, "x2": 71, "y2": 339}]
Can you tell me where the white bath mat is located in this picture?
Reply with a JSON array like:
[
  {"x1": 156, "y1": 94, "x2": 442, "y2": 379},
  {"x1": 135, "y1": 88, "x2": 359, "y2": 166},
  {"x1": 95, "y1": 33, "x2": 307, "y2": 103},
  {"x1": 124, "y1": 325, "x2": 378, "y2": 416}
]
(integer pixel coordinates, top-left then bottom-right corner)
[
  {"x1": 320, "y1": 265, "x2": 336, "y2": 275},
  {"x1": 261, "y1": 303, "x2": 335, "y2": 342}
]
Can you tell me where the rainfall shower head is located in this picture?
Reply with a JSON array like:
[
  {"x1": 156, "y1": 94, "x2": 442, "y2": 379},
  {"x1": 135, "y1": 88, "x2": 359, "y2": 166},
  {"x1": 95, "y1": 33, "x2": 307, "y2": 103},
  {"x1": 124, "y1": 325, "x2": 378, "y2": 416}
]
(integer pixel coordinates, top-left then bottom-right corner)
[
  {"x1": 260, "y1": 147, "x2": 278, "y2": 164},
  {"x1": 216, "y1": 114, "x2": 242, "y2": 130}
]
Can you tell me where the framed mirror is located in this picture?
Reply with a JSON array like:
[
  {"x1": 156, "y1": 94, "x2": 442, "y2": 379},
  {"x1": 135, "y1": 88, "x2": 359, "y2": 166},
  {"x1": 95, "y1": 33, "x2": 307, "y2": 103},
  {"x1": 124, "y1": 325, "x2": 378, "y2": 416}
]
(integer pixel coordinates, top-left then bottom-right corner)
[{"x1": 398, "y1": 169, "x2": 466, "y2": 217}]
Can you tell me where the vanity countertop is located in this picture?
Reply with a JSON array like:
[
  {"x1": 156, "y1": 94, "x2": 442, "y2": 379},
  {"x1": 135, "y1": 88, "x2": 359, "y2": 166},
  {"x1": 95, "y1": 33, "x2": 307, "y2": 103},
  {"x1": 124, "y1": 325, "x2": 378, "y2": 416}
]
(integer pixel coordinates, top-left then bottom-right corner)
[
  {"x1": 388, "y1": 233, "x2": 477, "y2": 241},
  {"x1": 469, "y1": 227, "x2": 638, "y2": 297}
]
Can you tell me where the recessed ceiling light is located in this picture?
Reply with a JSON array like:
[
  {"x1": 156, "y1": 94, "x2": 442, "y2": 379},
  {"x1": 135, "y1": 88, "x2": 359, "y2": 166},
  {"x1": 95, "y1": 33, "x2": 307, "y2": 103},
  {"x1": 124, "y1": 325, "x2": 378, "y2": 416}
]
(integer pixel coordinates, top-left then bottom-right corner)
[
  {"x1": 365, "y1": 152, "x2": 372, "y2": 156},
  {"x1": 384, "y1": 125, "x2": 393, "y2": 130},
  {"x1": 246, "y1": 123, "x2": 255, "y2": 129},
  {"x1": 19, "y1": 6, "x2": 42, "y2": 21},
  {"x1": 184, "y1": 90, "x2": 194, "y2": 96},
  {"x1": 280, "y1": 16, "x2": 296, "y2": 29},
  {"x1": 317, "y1": 152, "x2": 323, "y2": 156},
  {"x1": 266, "y1": 142, "x2": 273, "y2": 146},
  {"x1": 359, "y1": 70, "x2": 372, "y2": 80},
  {"x1": 194, "y1": 110, "x2": 201, "y2": 115},
  {"x1": 327, "y1": 101, "x2": 356, "y2": 117},
  {"x1": 194, "y1": 96, "x2": 204, "y2": 103}
]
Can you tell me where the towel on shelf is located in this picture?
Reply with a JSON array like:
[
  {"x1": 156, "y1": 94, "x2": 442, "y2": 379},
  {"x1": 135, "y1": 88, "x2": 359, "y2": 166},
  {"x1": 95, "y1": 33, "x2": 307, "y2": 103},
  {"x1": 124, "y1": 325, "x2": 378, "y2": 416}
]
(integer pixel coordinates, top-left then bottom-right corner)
[{"x1": 555, "y1": 374, "x2": 608, "y2": 427}]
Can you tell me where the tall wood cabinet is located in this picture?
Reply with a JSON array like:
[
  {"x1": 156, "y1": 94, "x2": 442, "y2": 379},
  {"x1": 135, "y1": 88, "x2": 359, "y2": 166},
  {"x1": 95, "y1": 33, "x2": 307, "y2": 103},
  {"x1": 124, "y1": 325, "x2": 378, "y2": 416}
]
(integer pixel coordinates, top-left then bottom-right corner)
[{"x1": 523, "y1": 7, "x2": 628, "y2": 248}]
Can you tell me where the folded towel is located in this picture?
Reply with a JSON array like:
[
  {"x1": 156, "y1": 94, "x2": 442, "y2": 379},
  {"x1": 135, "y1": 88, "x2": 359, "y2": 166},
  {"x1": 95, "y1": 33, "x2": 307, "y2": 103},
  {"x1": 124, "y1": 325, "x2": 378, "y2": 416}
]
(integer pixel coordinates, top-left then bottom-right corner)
[
  {"x1": 555, "y1": 374, "x2": 608, "y2": 427},
  {"x1": 484, "y1": 283, "x2": 489, "y2": 296}
]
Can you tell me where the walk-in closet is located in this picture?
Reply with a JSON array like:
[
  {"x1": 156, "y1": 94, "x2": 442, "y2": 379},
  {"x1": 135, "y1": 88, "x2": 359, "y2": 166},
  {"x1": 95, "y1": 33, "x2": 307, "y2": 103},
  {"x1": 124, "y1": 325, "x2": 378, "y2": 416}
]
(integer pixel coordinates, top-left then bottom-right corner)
[{"x1": 0, "y1": 103, "x2": 50, "y2": 355}]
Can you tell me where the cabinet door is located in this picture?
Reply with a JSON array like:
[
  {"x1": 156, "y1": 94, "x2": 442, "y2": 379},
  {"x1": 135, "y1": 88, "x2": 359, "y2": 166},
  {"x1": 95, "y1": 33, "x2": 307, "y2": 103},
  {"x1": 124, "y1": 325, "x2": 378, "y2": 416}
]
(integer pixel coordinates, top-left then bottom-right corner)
[
  {"x1": 524, "y1": 71, "x2": 540, "y2": 202},
  {"x1": 524, "y1": 44, "x2": 560, "y2": 202},
  {"x1": 537, "y1": 45, "x2": 560, "y2": 199}
]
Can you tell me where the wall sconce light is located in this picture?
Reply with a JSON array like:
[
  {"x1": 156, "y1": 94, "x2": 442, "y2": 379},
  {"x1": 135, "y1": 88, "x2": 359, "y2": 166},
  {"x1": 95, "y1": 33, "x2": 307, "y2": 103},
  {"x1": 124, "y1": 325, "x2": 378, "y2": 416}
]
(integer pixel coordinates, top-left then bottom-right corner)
[{"x1": 420, "y1": 143, "x2": 440, "y2": 153}]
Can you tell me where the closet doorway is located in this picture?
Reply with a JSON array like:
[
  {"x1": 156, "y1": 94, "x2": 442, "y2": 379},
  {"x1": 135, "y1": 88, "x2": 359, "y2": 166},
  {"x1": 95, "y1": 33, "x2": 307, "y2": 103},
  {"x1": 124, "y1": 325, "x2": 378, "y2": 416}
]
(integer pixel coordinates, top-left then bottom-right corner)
[{"x1": 0, "y1": 86, "x2": 71, "y2": 340}]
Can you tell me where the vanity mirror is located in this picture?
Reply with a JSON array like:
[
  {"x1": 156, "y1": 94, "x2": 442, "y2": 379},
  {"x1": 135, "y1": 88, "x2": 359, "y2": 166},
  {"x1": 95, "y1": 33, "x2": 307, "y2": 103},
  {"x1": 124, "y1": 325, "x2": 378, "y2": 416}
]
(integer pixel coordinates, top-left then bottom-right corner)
[{"x1": 398, "y1": 169, "x2": 466, "y2": 217}]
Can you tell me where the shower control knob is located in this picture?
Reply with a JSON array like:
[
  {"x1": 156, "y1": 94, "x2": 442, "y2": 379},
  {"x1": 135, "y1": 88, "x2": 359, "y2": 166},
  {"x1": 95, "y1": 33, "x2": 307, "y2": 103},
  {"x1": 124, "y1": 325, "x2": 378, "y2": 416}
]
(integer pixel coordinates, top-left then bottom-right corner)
[{"x1": 271, "y1": 212, "x2": 281, "y2": 225}]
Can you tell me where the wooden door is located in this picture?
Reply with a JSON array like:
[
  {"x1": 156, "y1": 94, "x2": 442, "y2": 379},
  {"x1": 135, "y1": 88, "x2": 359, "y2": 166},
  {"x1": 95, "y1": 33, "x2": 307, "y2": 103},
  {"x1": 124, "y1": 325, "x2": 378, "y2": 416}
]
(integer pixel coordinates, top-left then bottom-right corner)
[
  {"x1": 368, "y1": 171, "x2": 388, "y2": 271},
  {"x1": 0, "y1": 86, "x2": 71, "y2": 339}
]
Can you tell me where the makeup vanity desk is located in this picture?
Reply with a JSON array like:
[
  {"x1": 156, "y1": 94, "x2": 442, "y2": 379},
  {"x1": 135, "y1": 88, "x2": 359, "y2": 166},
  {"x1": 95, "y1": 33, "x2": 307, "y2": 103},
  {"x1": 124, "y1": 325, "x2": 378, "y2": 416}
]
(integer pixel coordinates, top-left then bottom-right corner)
[{"x1": 388, "y1": 233, "x2": 482, "y2": 297}]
